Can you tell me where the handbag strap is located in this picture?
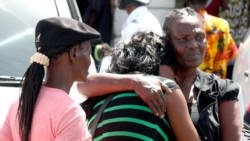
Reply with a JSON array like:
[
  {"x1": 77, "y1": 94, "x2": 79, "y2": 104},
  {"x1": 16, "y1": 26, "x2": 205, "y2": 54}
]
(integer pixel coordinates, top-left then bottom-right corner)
[{"x1": 89, "y1": 94, "x2": 114, "y2": 136}]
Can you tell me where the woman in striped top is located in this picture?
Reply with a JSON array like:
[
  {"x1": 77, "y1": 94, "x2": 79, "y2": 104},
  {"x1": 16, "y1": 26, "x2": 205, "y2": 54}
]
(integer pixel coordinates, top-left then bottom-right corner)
[{"x1": 81, "y1": 32, "x2": 200, "y2": 141}]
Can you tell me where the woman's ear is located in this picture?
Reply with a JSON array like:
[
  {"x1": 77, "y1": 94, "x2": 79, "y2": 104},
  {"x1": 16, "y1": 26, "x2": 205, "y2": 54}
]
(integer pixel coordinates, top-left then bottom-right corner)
[{"x1": 68, "y1": 45, "x2": 79, "y2": 63}]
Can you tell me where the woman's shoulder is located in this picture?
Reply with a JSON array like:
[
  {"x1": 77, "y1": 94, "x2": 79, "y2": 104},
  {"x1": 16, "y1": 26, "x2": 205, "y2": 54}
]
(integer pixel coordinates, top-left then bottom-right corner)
[
  {"x1": 145, "y1": 75, "x2": 178, "y2": 90},
  {"x1": 215, "y1": 76, "x2": 240, "y2": 101},
  {"x1": 199, "y1": 70, "x2": 239, "y2": 90},
  {"x1": 38, "y1": 86, "x2": 84, "y2": 117},
  {"x1": 196, "y1": 69, "x2": 240, "y2": 101}
]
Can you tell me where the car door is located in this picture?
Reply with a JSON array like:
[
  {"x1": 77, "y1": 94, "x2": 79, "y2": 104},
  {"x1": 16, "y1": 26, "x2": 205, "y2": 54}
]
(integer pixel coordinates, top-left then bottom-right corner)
[{"x1": 0, "y1": 0, "x2": 84, "y2": 126}]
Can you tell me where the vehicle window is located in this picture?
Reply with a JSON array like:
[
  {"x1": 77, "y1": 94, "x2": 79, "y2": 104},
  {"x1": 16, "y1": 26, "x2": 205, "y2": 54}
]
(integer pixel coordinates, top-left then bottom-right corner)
[{"x1": 0, "y1": 0, "x2": 58, "y2": 77}]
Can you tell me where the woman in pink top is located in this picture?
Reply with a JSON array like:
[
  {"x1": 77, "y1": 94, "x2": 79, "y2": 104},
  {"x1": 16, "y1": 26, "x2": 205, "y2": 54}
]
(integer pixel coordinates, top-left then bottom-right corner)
[{"x1": 0, "y1": 17, "x2": 100, "y2": 141}]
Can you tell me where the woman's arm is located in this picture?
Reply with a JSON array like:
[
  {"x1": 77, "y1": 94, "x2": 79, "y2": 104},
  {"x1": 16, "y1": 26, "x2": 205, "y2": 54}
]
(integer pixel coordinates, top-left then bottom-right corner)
[
  {"x1": 77, "y1": 73, "x2": 168, "y2": 116},
  {"x1": 219, "y1": 100, "x2": 242, "y2": 141},
  {"x1": 166, "y1": 88, "x2": 201, "y2": 141}
]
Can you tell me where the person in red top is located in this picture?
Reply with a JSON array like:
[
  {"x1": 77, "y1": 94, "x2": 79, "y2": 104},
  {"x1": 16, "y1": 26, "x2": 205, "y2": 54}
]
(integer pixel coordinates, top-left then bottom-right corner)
[
  {"x1": 184, "y1": 0, "x2": 222, "y2": 16},
  {"x1": 205, "y1": 0, "x2": 221, "y2": 16}
]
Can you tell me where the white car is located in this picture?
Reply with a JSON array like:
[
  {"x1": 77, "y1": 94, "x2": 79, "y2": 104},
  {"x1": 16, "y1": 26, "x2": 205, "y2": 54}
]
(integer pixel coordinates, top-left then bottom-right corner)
[{"x1": 0, "y1": 0, "x2": 88, "y2": 126}]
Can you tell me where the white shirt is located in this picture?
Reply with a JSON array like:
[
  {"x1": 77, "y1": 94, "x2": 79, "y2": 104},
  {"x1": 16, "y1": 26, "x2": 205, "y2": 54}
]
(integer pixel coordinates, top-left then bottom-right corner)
[
  {"x1": 99, "y1": 6, "x2": 163, "y2": 73},
  {"x1": 99, "y1": 56, "x2": 112, "y2": 73},
  {"x1": 121, "y1": 6, "x2": 163, "y2": 40}
]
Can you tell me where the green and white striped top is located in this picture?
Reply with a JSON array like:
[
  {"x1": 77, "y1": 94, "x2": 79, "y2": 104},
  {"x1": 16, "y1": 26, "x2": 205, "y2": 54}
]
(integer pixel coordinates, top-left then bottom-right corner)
[{"x1": 85, "y1": 77, "x2": 178, "y2": 141}]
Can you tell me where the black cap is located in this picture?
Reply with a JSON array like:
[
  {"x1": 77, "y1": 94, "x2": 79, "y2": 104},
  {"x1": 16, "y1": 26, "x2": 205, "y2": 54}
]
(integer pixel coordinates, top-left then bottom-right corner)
[
  {"x1": 118, "y1": 0, "x2": 148, "y2": 9},
  {"x1": 35, "y1": 17, "x2": 100, "y2": 47}
]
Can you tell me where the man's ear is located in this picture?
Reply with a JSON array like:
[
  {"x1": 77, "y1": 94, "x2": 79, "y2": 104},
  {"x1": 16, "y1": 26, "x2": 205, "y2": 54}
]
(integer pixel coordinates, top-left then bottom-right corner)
[{"x1": 68, "y1": 45, "x2": 79, "y2": 63}]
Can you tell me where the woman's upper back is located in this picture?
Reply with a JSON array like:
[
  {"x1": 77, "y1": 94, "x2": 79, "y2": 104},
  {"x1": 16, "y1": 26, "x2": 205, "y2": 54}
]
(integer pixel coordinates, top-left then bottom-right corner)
[
  {"x1": 1, "y1": 86, "x2": 91, "y2": 141},
  {"x1": 83, "y1": 77, "x2": 178, "y2": 141},
  {"x1": 90, "y1": 92, "x2": 175, "y2": 141}
]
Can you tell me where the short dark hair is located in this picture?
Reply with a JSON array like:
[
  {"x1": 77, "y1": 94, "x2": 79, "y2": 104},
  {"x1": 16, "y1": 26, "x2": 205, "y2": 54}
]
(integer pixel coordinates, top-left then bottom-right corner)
[{"x1": 109, "y1": 32, "x2": 164, "y2": 75}]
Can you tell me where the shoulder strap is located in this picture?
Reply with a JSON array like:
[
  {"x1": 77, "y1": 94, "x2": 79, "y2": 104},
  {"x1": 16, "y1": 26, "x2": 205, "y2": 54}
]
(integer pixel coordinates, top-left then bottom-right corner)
[{"x1": 89, "y1": 94, "x2": 114, "y2": 136}]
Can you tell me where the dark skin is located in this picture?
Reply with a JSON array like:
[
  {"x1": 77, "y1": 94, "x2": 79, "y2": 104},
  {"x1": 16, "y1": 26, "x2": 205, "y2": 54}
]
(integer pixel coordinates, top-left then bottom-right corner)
[
  {"x1": 160, "y1": 15, "x2": 242, "y2": 141},
  {"x1": 77, "y1": 67, "x2": 200, "y2": 141},
  {"x1": 168, "y1": 16, "x2": 206, "y2": 100},
  {"x1": 118, "y1": 0, "x2": 139, "y2": 14},
  {"x1": 77, "y1": 33, "x2": 201, "y2": 140},
  {"x1": 77, "y1": 73, "x2": 169, "y2": 117},
  {"x1": 45, "y1": 42, "x2": 92, "y2": 94}
]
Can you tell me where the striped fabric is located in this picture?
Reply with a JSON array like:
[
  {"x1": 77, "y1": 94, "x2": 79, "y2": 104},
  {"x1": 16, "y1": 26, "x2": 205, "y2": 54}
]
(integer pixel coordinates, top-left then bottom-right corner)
[
  {"x1": 87, "y1": 92, "x2": 176, "y2": 141},
  {"x1": 243, "y1": 123, "x2": 250, "y2": 140},
  {"x1": 243, "y1": 110, "x2": 250, "y2": 140}
]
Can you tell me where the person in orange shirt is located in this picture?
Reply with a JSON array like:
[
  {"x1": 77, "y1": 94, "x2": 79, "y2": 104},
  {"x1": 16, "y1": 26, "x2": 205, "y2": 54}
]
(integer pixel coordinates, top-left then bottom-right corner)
[{"x1": 186, "y1": 0, "x2": 238, "y2": 78}]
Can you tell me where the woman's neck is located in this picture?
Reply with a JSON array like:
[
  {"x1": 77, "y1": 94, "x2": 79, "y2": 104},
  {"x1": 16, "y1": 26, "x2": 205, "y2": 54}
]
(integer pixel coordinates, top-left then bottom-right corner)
[
  {"x1": 44, "y1": 66, "x2": 73, "y2": 94},
  {"x1": 175, "y1": 68, "x2": 197, "y2": 82},
  {"x1": 174, "y1": 67, "x2": 197, "y2": 101},
  {"x1": 126, "y1": 4, "x2": 138, "y2": 14}
]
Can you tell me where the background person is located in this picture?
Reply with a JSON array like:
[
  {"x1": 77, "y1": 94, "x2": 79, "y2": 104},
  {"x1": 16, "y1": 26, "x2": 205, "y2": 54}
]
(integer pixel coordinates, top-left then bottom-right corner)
[
  {"x1": 118, "y1": 0, "x2": 163, "y2": 40},
  {"x1": 218, "y1": 0, "x2": 249, "y2": 79},
  {"x1": 186, "y1": 0, "x2": 238, "y2": 79},
  {"x1": 76, "y1": 0, "x2": 114, "y2": 70},
  {"x1": 81, "y1": 0, "x2": 113, "y2": 44},
  {"x1": 0, "y1": 17, "x2": 100, "y2": 141},
  {"x1": 204, "y1": 0, "x2": 221, "y2": 16},
  {"x1": 99, "y1": 0, "x2": 164, "y2": 72}
]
